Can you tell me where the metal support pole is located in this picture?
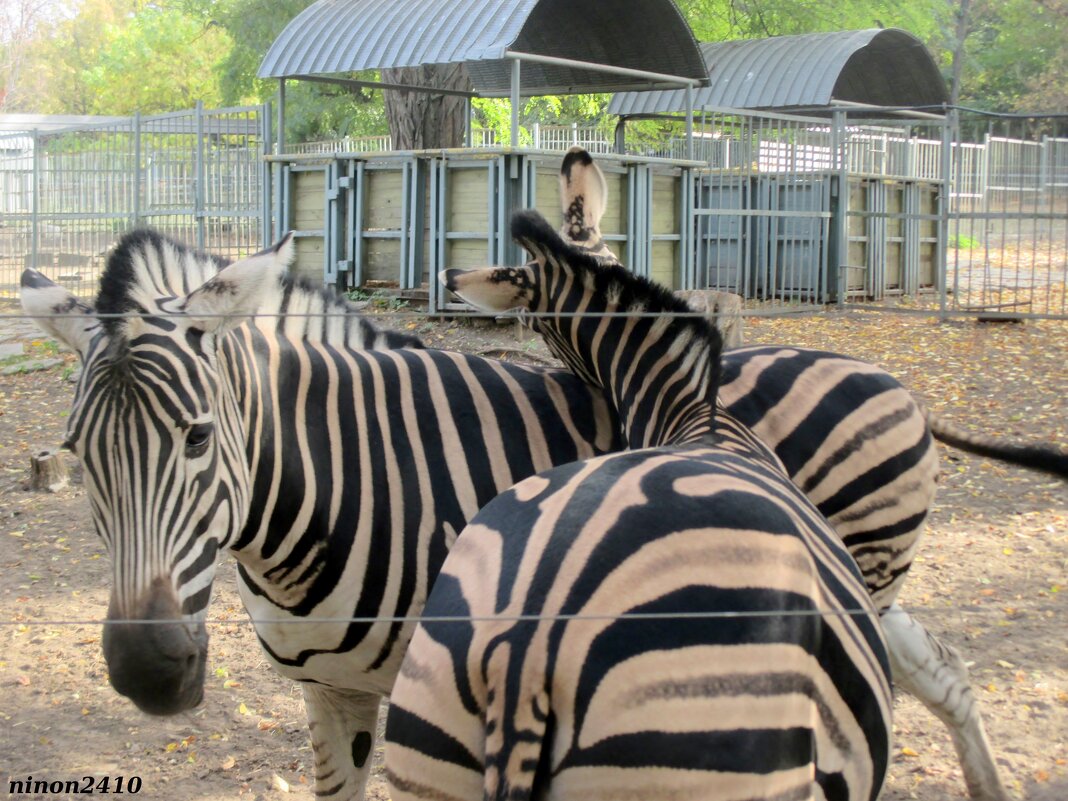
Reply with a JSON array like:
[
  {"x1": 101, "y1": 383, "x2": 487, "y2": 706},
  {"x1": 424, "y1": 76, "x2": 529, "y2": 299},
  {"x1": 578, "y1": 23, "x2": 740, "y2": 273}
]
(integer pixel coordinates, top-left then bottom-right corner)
[
  {"x1": 685, "y1": 84, "x2": 694, "y2": 161},
  {"x1": 30, "y1": 128, "x2": 40, "y2": 271},
  {"x1": 195, "y1": 100, "x2": 206, "y2": 249},
  {"x1": 277, "y1": 80, "x2": 286, "y2": 154},
  {"x1": 832, "y1": 109, "x2": 849, "y2": 307},
  {"x1": 464, "y1": 97, "x2": 472, "y2": 147},
  {"x1": 261, "y1": 101, "x2": 273, "y2": 247},
  {"x1": 132, "y1": 111, "x2": 142, "y2": 230},
  {"x1": 510, "y1": 58, "x2": 521, "y2": 148},
  {"x1": 938, "y1": 109, "x2": 956, "y2": 320}
]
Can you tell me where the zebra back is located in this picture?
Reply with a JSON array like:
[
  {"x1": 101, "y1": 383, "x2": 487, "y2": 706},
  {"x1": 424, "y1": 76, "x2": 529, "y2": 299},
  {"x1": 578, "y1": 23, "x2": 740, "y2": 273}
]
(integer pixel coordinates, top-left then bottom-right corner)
[{"x1": 386, "y1": 212, "x2": 892, "y2": 800}]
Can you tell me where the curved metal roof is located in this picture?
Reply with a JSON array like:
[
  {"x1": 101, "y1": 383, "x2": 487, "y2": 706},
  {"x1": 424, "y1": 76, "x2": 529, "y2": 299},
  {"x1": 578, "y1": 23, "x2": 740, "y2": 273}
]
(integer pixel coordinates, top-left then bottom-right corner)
[
  {"x1": 258, "y1": 0, "x2": 708, "y2": 96},
  {"x1": 608, "y1": 29, "x2": 947, "y2": 115}
]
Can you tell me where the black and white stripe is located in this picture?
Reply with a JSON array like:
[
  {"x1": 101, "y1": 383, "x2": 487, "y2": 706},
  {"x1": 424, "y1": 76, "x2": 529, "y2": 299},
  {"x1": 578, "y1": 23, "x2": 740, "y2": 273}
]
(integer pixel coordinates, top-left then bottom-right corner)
[{"x1": 386, "y1": 209, "x2": 892, "y2": 800}]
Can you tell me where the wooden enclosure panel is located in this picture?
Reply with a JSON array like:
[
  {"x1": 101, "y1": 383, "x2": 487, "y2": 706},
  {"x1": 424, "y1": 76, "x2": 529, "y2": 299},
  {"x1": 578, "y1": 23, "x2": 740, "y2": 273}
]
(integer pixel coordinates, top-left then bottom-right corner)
[
  {"x1": 600, "y1": 169, "x2": 626, "y2": 234},
  {"x1": 533, "y1": 165, "x2": 560, "y2": 223},
  {"x1": 447, "y1": 167, "x2": 491, "y2": 233},
  {"x1": 844, "y1": 179, "x2": 869, "y2": 292},
  {"x1": 651, "y1": 241, "x2": 678, "y2": 288},
  {"x1": 365, "y1": 169, "x2": 404, "y2": 231},
  {"x1": 364, "y1": 239, "x2": 401, "y2": 284},
  {"x1": 293, "y1": 237, "x2": 324, "y2": 283},
  {"x1": 446, "y1": 239, "x2": 493, "y2": 270},
  {"x1": 650, "y1": 174, "x2": 678, "y2": 235},
  {"x1": 291, "y1": 170, "x2": 325, "y2": 231}
]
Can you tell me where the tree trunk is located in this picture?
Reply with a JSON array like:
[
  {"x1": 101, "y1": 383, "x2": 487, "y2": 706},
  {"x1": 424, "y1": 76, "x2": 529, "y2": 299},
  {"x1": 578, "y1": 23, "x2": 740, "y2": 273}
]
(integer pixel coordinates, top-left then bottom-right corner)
[
  {"x1": 948, "y1": 0, "x2": 973, "y2": 107},
  {"x1": 381, "y1": 64, "x2": 471, "y2": 150}
]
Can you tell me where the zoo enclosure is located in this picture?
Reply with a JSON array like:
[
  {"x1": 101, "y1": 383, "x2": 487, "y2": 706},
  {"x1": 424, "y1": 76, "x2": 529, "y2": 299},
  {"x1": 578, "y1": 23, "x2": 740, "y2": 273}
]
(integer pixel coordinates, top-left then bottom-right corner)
[
  {"x1": 269, "y1": 106, "x2": 1068, "y2": 318},
  {"x1": 2, "y1": 105, "x2": 1065, "y2": 319},
  {"x1": 0, "y1": 103, "x2": 269, "y2": 299}
]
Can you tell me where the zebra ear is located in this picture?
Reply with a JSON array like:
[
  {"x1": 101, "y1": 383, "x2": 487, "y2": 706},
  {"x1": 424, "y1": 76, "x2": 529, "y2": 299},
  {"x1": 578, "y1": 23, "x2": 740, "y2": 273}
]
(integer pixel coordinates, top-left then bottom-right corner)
[
  {"x1": 440, "y1": 266, "x2": 536, "y2": 313},
  {"x1": 180, "y1": 234, "x2": 294, "y2": 333},
  {"x1": 559, "y1": 146, "x2": 608, "y2": 240},
  {"x1": 20, "y1": 269, "x2": 100, "y2": 357}
]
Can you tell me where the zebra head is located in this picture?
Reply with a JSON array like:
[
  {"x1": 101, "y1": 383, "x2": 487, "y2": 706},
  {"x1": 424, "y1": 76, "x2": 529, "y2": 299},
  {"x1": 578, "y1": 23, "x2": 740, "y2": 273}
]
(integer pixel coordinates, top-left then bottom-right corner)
[
  {"x1": 20, "y1": 232, "x2": 294, "y2": 716},
  {"x1": 444, "y1": 210, "x2": 722, "y2": 447},
  {"x1": 558, "y1": 146, "x2": 619, "y2": 265}
]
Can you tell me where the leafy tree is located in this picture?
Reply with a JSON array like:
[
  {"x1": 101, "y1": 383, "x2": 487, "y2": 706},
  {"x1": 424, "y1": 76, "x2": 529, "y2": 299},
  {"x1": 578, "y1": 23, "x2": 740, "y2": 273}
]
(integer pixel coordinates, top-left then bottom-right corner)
[{"x1": 81, "y1": 5, "x2": 231, "y2": 114}]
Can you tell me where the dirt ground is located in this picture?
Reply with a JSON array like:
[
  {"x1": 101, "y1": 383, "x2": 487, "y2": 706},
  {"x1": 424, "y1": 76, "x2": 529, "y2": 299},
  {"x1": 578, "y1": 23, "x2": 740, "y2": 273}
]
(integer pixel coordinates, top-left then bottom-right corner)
[{"x1": 0, "y1": 306, "x2": 1065, "y2": 801}]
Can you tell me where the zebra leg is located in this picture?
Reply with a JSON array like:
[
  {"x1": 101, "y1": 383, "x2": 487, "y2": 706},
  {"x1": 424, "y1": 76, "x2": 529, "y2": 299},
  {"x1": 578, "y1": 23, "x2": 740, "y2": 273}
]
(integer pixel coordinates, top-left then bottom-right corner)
[
  {"x1": 881, "y1": 604, "x2": 1010, "y2": 801},
  {"x1": 302, "y1": 684, "x2": 382, "y2": 801}
]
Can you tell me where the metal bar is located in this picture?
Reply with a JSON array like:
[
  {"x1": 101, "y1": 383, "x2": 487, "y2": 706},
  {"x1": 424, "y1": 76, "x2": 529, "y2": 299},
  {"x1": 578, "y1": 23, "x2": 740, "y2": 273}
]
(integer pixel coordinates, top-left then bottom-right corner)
[
  {"x1": 195, "y1": 100, "x2": 206, "y2": 249},
  {"x1": 30, "y1": 128, "x2": 40, "y2": 270},
  {"x1": 692, "y1": 208, "x2": 833, "y2": 219},
  {"x1": 289, "y1": 72, "x2": 479, "y2": 99},
  {"x1": 503, "y1": 50, "x2": 703, "y2": 87},
  {"x1": 261, "y1": 101, "x2": 273, "y2": 247},
  {"x1": 510, "y1": 59, "x2": 521, "y2": 148},
  {"x1": 685, "y1": 84, "x2": 694, "y2": 161},
  {"x1": 132, "y1": 111, "x2": 142, "y2": 229},
  {"x1": 353, "y1": 161, "x2": 365, "y2": 287},
  {"x1": 277, "y1": 81, "x2": 286, "y2": 155},
  {"x1": 938, "y1": 109, "x2": 955, "y2": 318},
  {"x1": 400, "y1": 159, "x2": 410, "y2": 286}
]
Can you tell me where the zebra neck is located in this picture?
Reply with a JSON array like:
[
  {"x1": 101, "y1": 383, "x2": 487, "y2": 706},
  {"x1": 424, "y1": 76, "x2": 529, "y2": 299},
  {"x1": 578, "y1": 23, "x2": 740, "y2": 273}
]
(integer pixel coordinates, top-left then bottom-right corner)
[
  {"x1": 546, "y1": 307, "x2": 718, "y2": 450},
  {"x1": 248, "y1": 277, "x2": 414, "y2": 351}
]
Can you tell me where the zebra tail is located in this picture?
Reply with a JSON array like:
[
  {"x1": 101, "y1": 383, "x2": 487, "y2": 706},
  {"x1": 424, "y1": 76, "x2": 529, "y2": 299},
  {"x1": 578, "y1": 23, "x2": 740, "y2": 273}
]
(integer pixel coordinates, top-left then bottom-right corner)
[{"x1": 927, "y1": 411, "x2": 1068, "y2": 478}]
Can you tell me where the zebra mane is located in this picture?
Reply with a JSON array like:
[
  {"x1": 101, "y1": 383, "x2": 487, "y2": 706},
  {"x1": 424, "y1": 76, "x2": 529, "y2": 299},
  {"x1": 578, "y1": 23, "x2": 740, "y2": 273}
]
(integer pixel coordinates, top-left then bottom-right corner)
[
  {"x1": 94, "y1": 228, "x2": 421, "y2": 349},
  {"x1": 511, "y1": 209, "x2": 722, "y2": 358}
]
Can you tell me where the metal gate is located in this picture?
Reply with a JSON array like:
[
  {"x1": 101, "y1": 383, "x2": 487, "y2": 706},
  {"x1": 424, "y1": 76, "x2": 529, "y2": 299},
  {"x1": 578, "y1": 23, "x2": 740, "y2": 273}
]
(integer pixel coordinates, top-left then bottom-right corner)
[{"x1": 0, "y1": 103, "x2": 269, "y2": 299}]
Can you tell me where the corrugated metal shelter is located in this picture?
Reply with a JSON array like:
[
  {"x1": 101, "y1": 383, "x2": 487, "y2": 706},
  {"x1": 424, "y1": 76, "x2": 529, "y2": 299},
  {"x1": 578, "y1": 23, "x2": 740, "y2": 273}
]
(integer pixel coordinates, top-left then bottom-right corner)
[
  {"x1": 258, "y1": 0, "x2": 708, "y2": 96},
  {"x1": 608, "y1": 29, "x2": 948, "y2": 117}
]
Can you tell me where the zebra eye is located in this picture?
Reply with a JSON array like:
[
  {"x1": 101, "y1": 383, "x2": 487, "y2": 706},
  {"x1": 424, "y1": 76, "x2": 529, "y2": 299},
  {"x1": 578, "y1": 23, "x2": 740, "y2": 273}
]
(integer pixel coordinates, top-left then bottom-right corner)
[{"x1": 185, "y1": 422, "x2": 214, "y2": 455}]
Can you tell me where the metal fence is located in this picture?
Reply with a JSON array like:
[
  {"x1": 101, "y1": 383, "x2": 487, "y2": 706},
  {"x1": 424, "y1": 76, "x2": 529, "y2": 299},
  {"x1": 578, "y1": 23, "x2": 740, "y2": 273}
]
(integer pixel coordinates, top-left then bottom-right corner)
[
  {"x1": 0, "y1": 104, "x2": 269, "y2": 299},
  {"x1": 682, "y1": 107, "x2": 1067, "y2": 318}
]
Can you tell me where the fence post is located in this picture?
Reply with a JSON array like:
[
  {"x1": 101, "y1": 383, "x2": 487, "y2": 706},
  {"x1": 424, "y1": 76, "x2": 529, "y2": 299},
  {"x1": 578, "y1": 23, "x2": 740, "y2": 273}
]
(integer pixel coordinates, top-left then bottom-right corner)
[
  {"x1": 261, "y1": 101, "x2": 273, "y2": 248},
  {"x1": 832, "y1": 109, "x2": 849, "y2": 307},
  {"x1": 195, "y1": 100, "x2": 206, "y2": 249},
  {"x1": 30, "y1": 128, "x2": 40, "y2": 271},
  {"x1": 132, "y1": 111, "x2": 142, "y2": 230},
  {"x1": 938, "y1": 109, "x2": 956, "y2": 320}
]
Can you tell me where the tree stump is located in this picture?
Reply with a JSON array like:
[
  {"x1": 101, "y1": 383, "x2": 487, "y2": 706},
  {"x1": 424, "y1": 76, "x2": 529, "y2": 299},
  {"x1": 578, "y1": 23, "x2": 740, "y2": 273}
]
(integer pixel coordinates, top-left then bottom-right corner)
[{"x1": 30, "y1": 447, "x2": 69, "y2": 493}]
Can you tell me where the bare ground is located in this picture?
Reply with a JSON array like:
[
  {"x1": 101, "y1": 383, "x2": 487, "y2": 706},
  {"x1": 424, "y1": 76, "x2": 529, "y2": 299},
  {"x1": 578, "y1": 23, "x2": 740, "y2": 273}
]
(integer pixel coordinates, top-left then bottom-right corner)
[{"x1": 0, "y1": 308, "x2": 1065, "y2": 801}]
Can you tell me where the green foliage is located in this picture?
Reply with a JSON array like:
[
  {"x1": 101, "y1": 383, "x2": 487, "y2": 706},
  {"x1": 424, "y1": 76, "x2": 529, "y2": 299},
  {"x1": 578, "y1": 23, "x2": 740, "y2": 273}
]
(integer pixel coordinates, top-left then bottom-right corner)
[
  {"x1": 82, "y1": 6, "x2": 231, "y2": 113},
  {"x1": 7, "y1": 0, "x2": 1066, "y2": 133},
  {"x1": 473, "y1": 94, "x2": 614, "y2": 145}
]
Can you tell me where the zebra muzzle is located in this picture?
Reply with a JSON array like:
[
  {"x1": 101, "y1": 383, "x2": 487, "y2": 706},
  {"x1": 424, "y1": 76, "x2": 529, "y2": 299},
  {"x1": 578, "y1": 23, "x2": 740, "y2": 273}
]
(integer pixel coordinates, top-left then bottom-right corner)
[{"x1": 102, "y1": 578, "x2": 209, "y2": 716}]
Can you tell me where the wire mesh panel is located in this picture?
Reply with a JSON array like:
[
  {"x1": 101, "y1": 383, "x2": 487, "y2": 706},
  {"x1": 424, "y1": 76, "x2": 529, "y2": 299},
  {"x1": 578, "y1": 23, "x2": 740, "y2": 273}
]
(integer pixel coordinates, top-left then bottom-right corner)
[
  {"x1": 0, "y1": 106, "x2": 267, "y2": 300},
  {"x1": 947, "y1": 113, "x2": 1068, "y2": 317},
  {"x1": 690, "y1": 109, "x2": 834, "y2": 308}
]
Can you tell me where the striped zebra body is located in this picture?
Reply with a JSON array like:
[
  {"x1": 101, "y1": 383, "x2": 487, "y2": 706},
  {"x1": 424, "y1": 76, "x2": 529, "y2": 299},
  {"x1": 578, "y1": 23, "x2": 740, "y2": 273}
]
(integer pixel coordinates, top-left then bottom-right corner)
[
  {"x1": 22, "y1": 231, "x2": 621, "y2": 800},
  {"x1": 555, "y1": 148, "x2": 1021, "y2": 801},
  {"x1": 385, "y1": 210, "x2": 892, "y2": 800}
]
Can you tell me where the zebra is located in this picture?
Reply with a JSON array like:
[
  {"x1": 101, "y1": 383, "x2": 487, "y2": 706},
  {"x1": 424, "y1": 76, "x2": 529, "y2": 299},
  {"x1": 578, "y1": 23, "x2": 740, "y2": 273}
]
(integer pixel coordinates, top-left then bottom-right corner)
[
  {"x1": 385, "y1": 208, "x2": 893, "y2": 800},
  {"x1": 21, "y1": 221, "x2": 1055, "y2": 799},
  {"x1": 553, "y1": 147, "x2": 1068, "y2": 800},
  {"x1": 20, "y1": 230, "x2": 623, "y2": 800}
]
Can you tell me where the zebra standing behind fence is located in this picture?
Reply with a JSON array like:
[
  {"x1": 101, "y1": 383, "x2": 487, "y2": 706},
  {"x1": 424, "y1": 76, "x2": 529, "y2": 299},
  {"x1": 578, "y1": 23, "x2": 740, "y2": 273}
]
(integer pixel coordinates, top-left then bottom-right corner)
[
  {"x1": 385, "y1": 209, "x2": 893, "y2": 800},
  {"x1": 554, "y1": 146, "x2": 1068, "y2": 800},
  {"x1": 20, "y1": 231, "x2": 624, "y2": 800}
]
